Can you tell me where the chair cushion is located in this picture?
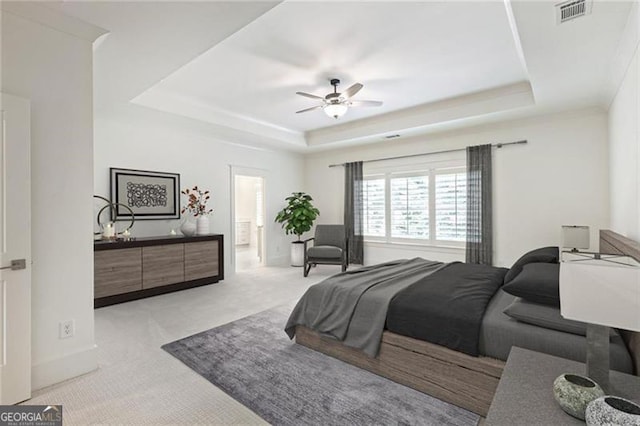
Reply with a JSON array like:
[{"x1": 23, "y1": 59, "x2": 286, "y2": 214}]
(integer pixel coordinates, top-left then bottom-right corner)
[
  {"x1": 307, "y1": 245, "x2": 343, "y2": 260},
  {"x1": 315, "y1": 225, "x2": 346, "y2": 248}
]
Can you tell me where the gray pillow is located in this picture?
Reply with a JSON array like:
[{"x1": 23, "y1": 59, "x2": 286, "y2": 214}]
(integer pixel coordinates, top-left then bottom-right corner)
[
  {"x1": 503, "y1": 246, "x2": 559, "y2": 285},
  {"x1": 502, "y1": 262, "x2": 560, "y2": 306},
  {"x1": 504, "y1": 298, "x2": 617, "y2": 337}
]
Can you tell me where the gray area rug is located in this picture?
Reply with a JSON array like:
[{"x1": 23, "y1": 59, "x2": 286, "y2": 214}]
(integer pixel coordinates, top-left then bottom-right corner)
[{"x1": 162, "y1": 305, "x2": 480, "y2": 426}]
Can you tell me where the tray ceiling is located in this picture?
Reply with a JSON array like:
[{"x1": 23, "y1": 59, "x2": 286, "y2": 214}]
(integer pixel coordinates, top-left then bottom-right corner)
[{"x1": 48, "y1": 0, "x2": 634, "y2": 151}]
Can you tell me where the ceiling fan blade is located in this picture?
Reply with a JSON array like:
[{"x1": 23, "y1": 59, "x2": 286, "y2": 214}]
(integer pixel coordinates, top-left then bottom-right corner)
[
  {"x1": 296, "y1": 91, "x2": 324, "y2": 100},
  {"x1": 342, "y1": 83, "x2": 363, "y2": 99},
  {"x1": 349, "y1": 100, "x2": 383, "y2": 107},
  {"x1": 296, "y1": 105, "x2": 323, "y2": 114}
]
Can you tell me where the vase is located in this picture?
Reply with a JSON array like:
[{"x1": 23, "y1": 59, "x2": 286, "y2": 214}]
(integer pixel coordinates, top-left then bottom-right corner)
[
  {"x1": 586, "y1": 396, "x2": 640, "y2": 426},
  {"x1": 291, "y1": 241, "x2": 304, "y2": 267},
  {"x1": 180, "y1": 219, "x2": 197, "y2": 236},
  {"x1": 553, "y1": 374, "x2": 604, "y2": 420},
  {"x1": 196, "y1": 215, "x2": 210, "y2": 235}
]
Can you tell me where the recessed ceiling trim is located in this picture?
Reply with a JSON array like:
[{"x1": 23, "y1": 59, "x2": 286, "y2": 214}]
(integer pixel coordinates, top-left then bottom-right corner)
[
  {"x1": 503, "y1": 0, "x2": 532, "y2": 83},
  {"x1": 305, "y1": 82, "x2": 535, "y2": 147},
  {"x1": 131, "y1": 89, "x2": 306, "y2": 148},
  {"x1": 114, "y1": 102, "x2": 307, "y2": 154}
]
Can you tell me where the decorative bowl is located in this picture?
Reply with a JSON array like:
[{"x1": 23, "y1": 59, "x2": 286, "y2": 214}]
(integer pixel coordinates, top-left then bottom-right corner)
[
  {"x1": 553, "y1": 373, "x2": 605, "y2": 420},
  {"x1": 586, "y1": 396, "x2": 640, "y2": 426}
]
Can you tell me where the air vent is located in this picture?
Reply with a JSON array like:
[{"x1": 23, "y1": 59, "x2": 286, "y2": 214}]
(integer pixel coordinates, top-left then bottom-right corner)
[
  {"x1": 384, "y1": 134, "x2": 401, "y2": 139},
  {"x1": 556, "y1": 0, "x2": 592, "y2": 24}
]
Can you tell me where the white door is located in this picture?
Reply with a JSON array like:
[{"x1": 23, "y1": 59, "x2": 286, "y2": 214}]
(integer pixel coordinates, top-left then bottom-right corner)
[{"x1": 0, "y1": 93, "x2": 32, "y2": 404}]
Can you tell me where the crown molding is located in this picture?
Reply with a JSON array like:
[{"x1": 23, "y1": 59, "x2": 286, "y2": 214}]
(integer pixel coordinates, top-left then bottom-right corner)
[{"x1": 1, "y1": 1, "x2": 107, "y2": 42}]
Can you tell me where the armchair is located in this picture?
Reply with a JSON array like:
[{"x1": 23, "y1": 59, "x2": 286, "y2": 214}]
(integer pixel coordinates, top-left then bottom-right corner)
[{"x1": 303, "y1": 224, "x2": 349, "y2": 277}]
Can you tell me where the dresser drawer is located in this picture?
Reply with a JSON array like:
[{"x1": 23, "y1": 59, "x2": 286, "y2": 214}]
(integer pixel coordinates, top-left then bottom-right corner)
[
  {"x1": 94, "y1": 248, "x2": 142, "y2": 298},
  {"x1": 185, "y1": 240, "x2": 219, "y2": 281},
  {"x1": 142, "y1": 244, "x2": 185, "y2": 289}
]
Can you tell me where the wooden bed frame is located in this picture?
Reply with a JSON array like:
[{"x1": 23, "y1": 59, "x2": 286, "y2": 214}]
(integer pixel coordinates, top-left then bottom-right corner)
[{"x1": 295, "y1": 229, "x2": 640, "y2": 417}]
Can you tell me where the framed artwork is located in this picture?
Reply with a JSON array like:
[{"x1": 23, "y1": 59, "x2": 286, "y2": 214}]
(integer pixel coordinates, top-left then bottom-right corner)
[{"x1": 110, "y1": 168, "x2": 180, "y2": 220}]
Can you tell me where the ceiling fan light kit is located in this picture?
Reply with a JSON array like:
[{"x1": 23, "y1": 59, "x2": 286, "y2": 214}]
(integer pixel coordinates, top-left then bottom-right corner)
[
  {"x1": 324, "y1": 102, "x2": 349, "y2": 119},
  {"x1": 296, "y1": 78, "x2": 383, "y2": 119}
]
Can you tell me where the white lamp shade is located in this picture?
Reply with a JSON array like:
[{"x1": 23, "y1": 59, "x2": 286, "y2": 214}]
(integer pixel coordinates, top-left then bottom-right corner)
[
  {"x1": 323, "y1": 103, "x2": 348, "y2": 118},
  {"x1": 562, "y1": 225, "x2": 590, "y2": 249},
  {"x1": 560, "y1": 255, "x2": 640, "y2": 331}
]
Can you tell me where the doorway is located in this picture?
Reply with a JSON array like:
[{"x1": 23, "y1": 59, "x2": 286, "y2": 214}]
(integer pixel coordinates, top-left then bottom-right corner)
[{"x1": 233, "y1": 174, "x2": 265, "y2": 272}]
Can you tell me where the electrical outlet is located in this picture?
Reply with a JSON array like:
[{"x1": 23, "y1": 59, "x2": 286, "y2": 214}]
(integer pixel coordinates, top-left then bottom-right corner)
[{"x1": 59, "y1": 320, "x2": 74, "y2": 339}]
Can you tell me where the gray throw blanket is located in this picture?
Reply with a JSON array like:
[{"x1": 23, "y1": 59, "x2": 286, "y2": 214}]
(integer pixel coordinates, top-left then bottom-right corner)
[{"x1": 285, "y1": 258, "x2": 445, "y2": 357}]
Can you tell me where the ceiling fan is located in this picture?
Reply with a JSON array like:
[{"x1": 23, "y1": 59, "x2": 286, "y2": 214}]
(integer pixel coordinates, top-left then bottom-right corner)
[{"x1": 296, "y1": 78, "x2": 383, "y2": 119}]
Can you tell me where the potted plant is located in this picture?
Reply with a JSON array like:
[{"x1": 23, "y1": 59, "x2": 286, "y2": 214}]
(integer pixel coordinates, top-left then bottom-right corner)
[
  {"x1": 181, "y1": 186, "x2": 213, "y2": 236},
  {"x1": 275, "y1": 192, "x2": 320, "y2": 266}
]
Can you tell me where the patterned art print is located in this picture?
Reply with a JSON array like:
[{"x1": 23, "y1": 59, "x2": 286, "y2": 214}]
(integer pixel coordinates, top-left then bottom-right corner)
[
  {"x1": 110, "y1": 168, "x2": 180, "y2": 220},
  {"x1": 126, "y1": 182, "x2": 168, "y2": 208}
]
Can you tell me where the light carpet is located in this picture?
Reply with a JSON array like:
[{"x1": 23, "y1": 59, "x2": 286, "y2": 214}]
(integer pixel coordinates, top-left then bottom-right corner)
[{"x1": 162, "y1": 305, "x2": 480, "y2": 426}]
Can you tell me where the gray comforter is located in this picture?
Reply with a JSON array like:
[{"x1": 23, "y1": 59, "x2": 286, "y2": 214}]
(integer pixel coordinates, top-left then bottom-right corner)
[{"x1": 284, "y1": 258, "x2": 445, "y2": 357}]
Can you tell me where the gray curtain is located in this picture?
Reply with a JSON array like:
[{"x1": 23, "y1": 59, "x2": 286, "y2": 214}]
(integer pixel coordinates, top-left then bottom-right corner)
[
  {"x1": 344, "y1": 161, "x2": 364, "y2": 264},
  {"x1": 466, "y1": 144, "x2": 493, "y2": 265}
]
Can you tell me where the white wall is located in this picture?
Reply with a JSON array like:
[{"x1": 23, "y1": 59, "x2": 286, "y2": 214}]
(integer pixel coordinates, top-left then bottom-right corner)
[
  {"x1": 305, "y1": 108, "x2": 610, "y2": 267},
  {"x1": 609, "y1": 2, "x2": 639, "y2": 241},
  {"x1": 2, "y1": 11, "x2": 101, "y2": 389},
  {"x1": 94, "y1": 106, "x2": 304, "y2": 271}
]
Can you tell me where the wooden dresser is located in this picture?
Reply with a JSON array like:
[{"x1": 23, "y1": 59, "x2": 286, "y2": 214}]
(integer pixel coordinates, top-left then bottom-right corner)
[{"x1": 94, "y1": 234, "x2": 224, "y2": 308}]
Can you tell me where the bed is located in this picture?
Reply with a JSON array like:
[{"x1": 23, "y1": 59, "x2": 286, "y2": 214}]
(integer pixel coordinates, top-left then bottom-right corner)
[{"x1": 287, "y1": 230, "x2": 640, "y2": 417}]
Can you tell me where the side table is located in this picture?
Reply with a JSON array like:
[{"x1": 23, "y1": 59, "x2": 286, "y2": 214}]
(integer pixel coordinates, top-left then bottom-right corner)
[{"x1": 485, "y1": 346, "x2": 640, "y2": 425}]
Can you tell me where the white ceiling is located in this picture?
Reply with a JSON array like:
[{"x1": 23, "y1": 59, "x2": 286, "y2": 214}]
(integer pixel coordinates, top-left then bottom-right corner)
[
  {"x1": 48, "y1": 0, "x2": 634, "y2": 152},
  {"x1": 44, "y1": 1, "x2": 280, "y2": 112},
  {"x1": 134, "y1": 2, "x2": 525, "y2": 131}
]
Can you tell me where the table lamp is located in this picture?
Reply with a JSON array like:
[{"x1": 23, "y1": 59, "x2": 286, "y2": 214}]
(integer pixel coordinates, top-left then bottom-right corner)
[
  {"x1": 562, "y1": 225, "x2": 590, "y2": 252},
  {"x1": 560, "y1": 252, "x2": 640, "y2": 391}
]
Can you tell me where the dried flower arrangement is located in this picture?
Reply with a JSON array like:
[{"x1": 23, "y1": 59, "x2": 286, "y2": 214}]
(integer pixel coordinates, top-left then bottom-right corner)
[{"x1": 181, "y1": 186, "x2": 213, "y2": 217}]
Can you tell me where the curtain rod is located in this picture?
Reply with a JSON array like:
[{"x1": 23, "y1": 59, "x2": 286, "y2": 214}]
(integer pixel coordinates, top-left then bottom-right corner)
[{"x1": 327, "y1": 140, "x2": 527, "y2": 168}]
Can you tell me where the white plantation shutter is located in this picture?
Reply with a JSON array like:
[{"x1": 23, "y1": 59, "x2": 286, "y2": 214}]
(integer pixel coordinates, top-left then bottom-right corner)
[
  {"x1": 435, "y1": 172, "x2": 467, "y2": 241},
  {"x1": 362, "y1": 178, "x2": 385, "y2": 237},
  {"x1": 390, "y1": 175, "x2": 429, "y2": 239},
  {"x1": 362, "y1": 163, "x2": 467, "y2": 244}
]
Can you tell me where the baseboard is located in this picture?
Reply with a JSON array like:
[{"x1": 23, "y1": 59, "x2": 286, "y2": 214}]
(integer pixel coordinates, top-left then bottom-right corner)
[{"x1": 31, "y1": 344, "x2": 98, "y2": 391}]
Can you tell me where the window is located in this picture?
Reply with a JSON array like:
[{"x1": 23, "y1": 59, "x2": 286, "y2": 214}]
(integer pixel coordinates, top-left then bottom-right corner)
[
  {"x1": 390, "y1": 175, "x2": 429, "y2": 239},
  {"x1": 435, "y1": 172, "x2": 467, "y2": 242},
  {"x1": 363, "y1": 166, "x2": 467, "y2": 246},
  {"x1": 362, "y1": 178, "x2": 385, "y2": 237}
]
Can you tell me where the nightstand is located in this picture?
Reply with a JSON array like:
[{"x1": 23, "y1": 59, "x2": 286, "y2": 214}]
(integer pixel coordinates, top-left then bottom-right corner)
[{"x1": 485, "y1": 347, "x2": 640, "y2": 425}]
